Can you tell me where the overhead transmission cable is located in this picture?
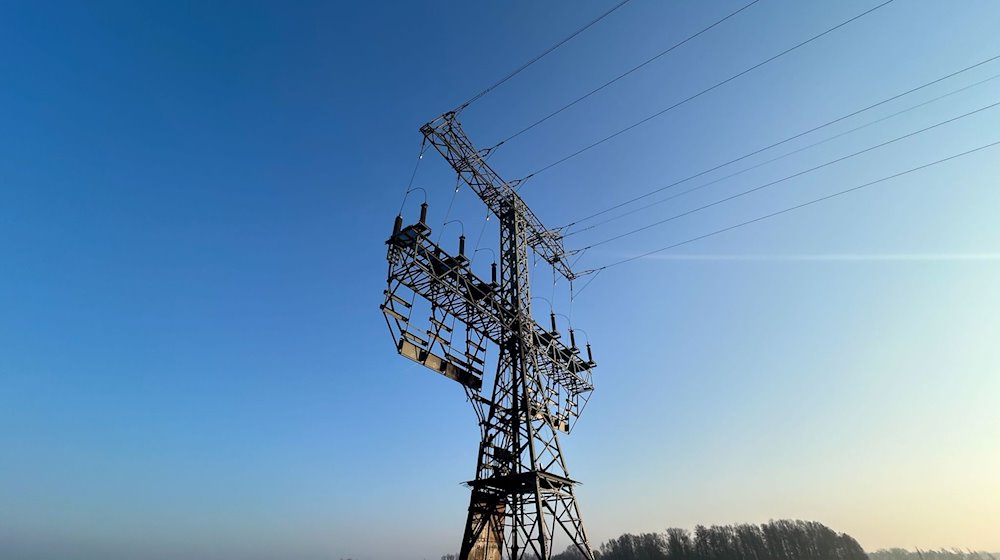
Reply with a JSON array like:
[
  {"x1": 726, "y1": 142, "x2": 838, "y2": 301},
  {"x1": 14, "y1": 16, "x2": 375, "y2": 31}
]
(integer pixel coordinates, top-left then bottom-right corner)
[
  {"x1": 576, "y1": 98, "x2": 1000, "y2": 251},
  {"x1": 490, "y1": 0, "x2": 761, "y2": 148},
  {"x1": 397, "y1": 139, "x2": 429, "y2": 215},
  {"x1": 577, "y1": 138, "x2": 1000, "y2": 277},
  {"x1": 565, "y1": 70, "x2": 1000, "y2": 237},
  {"x1": 455, "y1": 0, "x2": 631, "y2": 112},
  {"x1": 559, "y1": 51, "x2": 1000, "y2": 231},
  {"x1": 522, "y1": 0, "x2": 897, "y2": 179}
]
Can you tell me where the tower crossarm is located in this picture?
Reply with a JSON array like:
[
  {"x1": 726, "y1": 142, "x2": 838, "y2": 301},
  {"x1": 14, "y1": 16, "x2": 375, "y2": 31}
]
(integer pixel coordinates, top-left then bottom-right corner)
[
  {"x1": 387, "y1": 221, "x2": 510, "y2": 342},
  {"x1": 533, "y1": 331, "x2": 595, "y2": 395},
  {"x1": 385, "y1": 219, "x2": 594, "y2": 396},
  {"x1": 420, "y1": 112, "x2": 577, "y2": 282}
]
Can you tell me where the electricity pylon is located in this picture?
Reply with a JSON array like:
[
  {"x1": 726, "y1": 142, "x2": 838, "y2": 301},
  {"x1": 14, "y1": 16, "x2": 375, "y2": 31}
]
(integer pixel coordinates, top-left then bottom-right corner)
[{"x1": 381, "y1": 112, "x2": 597, "y2": 560}]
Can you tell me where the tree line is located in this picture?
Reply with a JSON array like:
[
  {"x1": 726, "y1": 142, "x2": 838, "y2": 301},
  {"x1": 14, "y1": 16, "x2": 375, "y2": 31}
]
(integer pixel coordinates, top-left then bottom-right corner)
[
  {"x1": 576, "y1": 520, "x2": 867, "y2": 560},
  {"x1": 442, "y1": 520, "x2": 998, "y2": 560},
  {"x1": 442, "y1": 519, "x2": 867, "y2": 560}
]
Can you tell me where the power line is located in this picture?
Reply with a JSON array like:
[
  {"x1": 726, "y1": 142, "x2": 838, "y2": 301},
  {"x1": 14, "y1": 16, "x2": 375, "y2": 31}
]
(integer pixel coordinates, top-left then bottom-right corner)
[
  {"x1": 490, "y1": 0, "x2": 761, "y2": 148},
  {"x1": 398, "y1": 139, "x2": 429, "y2": 215},
  {"x1": 559, "y1": 51, "x2": 1000, "y2": 230},
  {"x1": 580, "y1": 138, "x2": 1000, "y2": 275},
  {"x1": 576, "y1": 98, "x2": 1000, "y2": 251},
  {"x1": 522, "y1": 0, "x2": 896, "y2": 179},
  {"x1": 455, "y1": 0, "x2": 631, "y2": 112},
  {"x1": 564, "y1": 70, "x2": 1000, "y2": 237}
]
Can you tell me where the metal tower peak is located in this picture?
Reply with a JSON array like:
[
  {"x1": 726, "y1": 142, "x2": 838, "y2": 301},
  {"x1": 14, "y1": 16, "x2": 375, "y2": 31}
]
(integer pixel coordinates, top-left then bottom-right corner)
[{"x1": 420, "y1": 112, "x2": 578, "y2": 282}]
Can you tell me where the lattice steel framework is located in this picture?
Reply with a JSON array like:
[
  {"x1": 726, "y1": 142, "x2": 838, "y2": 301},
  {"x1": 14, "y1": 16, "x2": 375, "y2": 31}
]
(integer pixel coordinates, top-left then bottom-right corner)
[{"x1": 381, "y1": 112, "x2": 597, "y2": 560}]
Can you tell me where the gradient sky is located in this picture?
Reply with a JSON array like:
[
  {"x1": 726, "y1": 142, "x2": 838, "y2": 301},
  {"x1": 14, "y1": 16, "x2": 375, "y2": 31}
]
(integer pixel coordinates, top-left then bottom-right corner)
[{"x1": 1, "y1": 1, "x2": 999, "y2": 559}]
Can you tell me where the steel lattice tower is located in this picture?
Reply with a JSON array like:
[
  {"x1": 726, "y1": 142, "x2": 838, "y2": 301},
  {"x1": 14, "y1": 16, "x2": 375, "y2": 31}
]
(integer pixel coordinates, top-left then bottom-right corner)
[{"x1": 381, "y1": 112, "x2": 596, "y2": 560}]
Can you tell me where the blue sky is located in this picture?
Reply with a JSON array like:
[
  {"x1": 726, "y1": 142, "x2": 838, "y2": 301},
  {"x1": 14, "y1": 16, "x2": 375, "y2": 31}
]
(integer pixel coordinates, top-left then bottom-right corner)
[{"x1": 1, "y1": 1, "x2": 999, "y2": 559}]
